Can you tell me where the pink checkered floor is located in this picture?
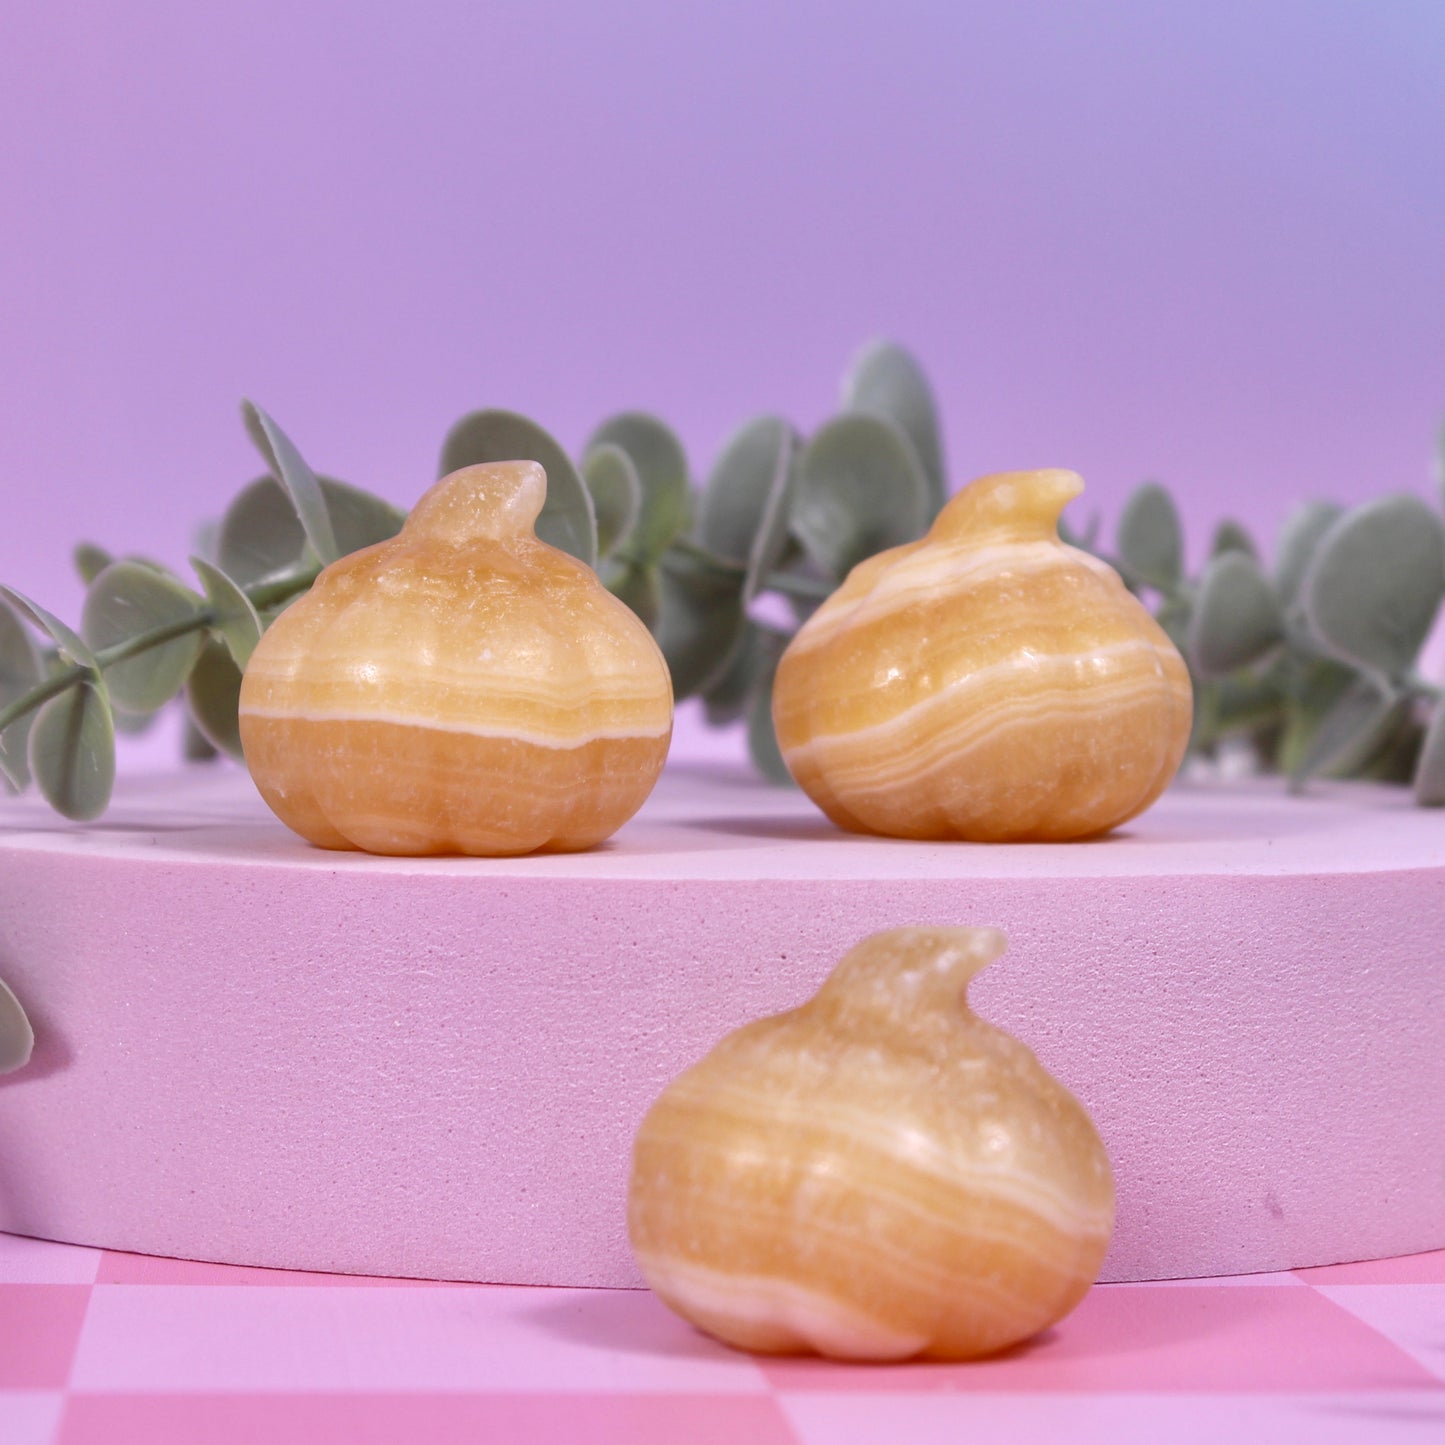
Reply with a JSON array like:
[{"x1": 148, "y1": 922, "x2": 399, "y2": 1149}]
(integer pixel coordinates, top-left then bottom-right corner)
[{"x1": 2, "y1": 1233, "x2": 1443, "y2": 1444}]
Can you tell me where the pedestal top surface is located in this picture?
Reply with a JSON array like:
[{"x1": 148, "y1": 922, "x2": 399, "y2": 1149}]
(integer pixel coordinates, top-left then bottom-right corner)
[{"x1": 0, "y1": 764, "x2": 1441, "y2": 881}]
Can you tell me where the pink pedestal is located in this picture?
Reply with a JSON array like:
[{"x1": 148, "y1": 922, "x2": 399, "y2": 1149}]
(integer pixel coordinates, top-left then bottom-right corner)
[{"x1": 0, "y1": 765, "x2": 1441, "y2": 1285}]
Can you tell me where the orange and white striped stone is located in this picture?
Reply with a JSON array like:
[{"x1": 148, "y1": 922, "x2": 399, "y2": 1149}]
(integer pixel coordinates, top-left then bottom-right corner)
[
  {"x1": 239, "y1": 462, "x2": 672, "y2": 855},
  {"x1": 628, "y1": 927, "x2": 1115, "y2": 1361},
  {"x1": 773, "y1": 469, "x2": 1192, "y2": 841}
]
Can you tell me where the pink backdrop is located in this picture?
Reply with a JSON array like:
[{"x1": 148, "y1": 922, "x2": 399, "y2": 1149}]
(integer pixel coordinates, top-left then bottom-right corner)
[{"x1": 3, "y1": 1, "x2": 1443, "y2": 625}]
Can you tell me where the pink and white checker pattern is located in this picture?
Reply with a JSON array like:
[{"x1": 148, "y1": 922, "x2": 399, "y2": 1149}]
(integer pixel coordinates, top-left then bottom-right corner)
[{"x1": 2, "y1": 1233, "x2": 1443, "y2": 1444}]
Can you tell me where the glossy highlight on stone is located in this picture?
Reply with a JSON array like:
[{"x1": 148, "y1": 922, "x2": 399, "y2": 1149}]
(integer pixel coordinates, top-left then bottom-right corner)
[
  {"x1": 238, "y1": 461, "x2": 673, "y2": 855},
  {"x1": 773, "y1": 469, "x2": 1193, "y2": 841},
  {"x1": 628, "y1": 926, "x2": 1115, "y2": 1361}
]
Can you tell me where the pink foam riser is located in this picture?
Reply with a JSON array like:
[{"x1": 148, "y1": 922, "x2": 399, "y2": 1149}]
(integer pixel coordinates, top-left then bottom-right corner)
[{"x1": 0, "y1": 765, "x2": 1440, "y2": 1285}]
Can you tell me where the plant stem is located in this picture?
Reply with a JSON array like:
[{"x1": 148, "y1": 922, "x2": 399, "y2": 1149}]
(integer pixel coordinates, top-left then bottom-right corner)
[
  {"x1": 249, "y1": 562, "x2": 321, "y2": 610},
  {"x1": 0, "y1": 561, "x2": 320, "y2": 739},
  {"x1": 97, "y1": 612, "x2": 216, "y2": 667},
  {"x1": 0, "y1": 666, "x2": 83, "y2": 736}
]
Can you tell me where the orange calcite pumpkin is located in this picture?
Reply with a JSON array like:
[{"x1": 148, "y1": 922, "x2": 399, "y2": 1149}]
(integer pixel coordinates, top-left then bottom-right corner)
[
  {"x1": 773, "y1": 469, "x2": 1192, "y2": 841},
  {"x1": 238, "y1": 462, "x2": 672, "y2": 855},
  {"x1": 628, "y1": 926, "x2": 1115, "y2": 1361}
]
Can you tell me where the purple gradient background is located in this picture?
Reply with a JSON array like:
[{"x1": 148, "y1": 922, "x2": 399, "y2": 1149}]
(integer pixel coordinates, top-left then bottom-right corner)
[{"x1": 3, "y1": 0, "x2": 1443, "y2": 625}]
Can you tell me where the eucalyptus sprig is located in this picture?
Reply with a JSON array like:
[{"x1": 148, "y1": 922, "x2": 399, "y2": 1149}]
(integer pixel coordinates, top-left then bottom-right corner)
[
  {"x1": 1100, "y1": 467, "x2": 1445, "y2": 804},
  {"x1": 0, "y1": 401, "x2": 406, "y2": 818},
  {"x1": 3, "y1": 344, "x2": 1444, "y2": 821}
]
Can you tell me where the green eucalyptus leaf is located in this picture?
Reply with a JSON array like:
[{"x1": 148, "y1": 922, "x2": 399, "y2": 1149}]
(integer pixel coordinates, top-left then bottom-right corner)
[
  {"x1": 1185, "y1": 677, "x2": 1218, "y2": 755},
  {"x1": 186, "y1": 638, "x2": 245, "y2": 760},
  {"x1": 81, "y1": 561, "x2": 206, "y2": 714},
  {"x1": 74, "y1": 543, "x2": 113, "y2": 585},
  {"x1": 112, "y1": 707, "x2": 156, "y2": 737},
  {"x1": 183, "y1": 716, "x2": 221, "y2": 763},
  {"x1": 0, "y1": 586, "x2": 97, "y2": 671},
  {"x1": 1288, "y1": 675, "x2": 1400, "y2": 788},
  {"x1": 1210, "y1": 519, "x2": 1256, "y2": 559},
  {"x1": 791, "y1": 413, "x2": 930, "y2": 580},
  {"x1": 747, "y1": 665, "x2": 793, "y2": 785},
  {"x1": 439, "y1": 409, "x2": 597, "y2": 567},
  {"x1": 0, "y1": 598, "x2": 44, "y2": 791},
  {"x1": 242, "y1": 401, "x2": 339, "y2": 565},
  {"x1": 1117, "y1": 483, "x2": 1183, "y2": 593},
  {"x1": 28, "y1": 678, "x2": 115, "y2": 820},
  {"x1": 320, "y1": 478, "x2": 406, "y2": 557},
  {"x1": 1276, "y1": 658, "x2": 1356, "y2": 778},
  {"x1": 701, "y1": 621, "x2": 788, "y2": 727},
  {"x1": 1303, "y1": 496, "x2": 1445, "y2": 686},
  {"x1": 1155, "y1": 594, "x2": 1193, "y2": 654},
  {"x1": 0, "y1": 976, "x2": 35, "y2": 1081},
  {"x1": 0, "y1": 723, "x2": 30, "y2": 790},
  {"x1": 0, "y1": 602, "x2": 45, "y2": 731},
  {"x1": 0, "y1": 736, "x2": 25, "y2": 793},
  {"x1": 139, "y1": 556, "x2": 182, "y2": 577},
  {"x1": 765, "y1": 549, "x2": 833, "y2": 624},
  {"x1": 1212, "y1": 673, "x2": 1285, "y2": 734},
  {"x1": 191, "y1": 558, "x2": 264, "y2": 669},
  {"x1": 654, "y1": 545, "x2": 747, "y2": 699},
  {"x1": 1413, "y1": 700, "x2": 1445, "y2": 805},
  {"x1": 1193, "y1": 672, "x2": 1287, "y2": 756},
  {"x1": 701, "y1": 416, "x2": 797, "y2": 603},
  {"x1": 701, "y1": 415, "x2": 790, "y2": 563},
  {"x1": 217, "y1": 477, "x2": 309, "y2": 587},
  {"x1": 0, "y1": 597, "x2": 45, "y2": 696},
  {"x1": 606, "y1": 560, "x2": 662, "y2": 633},
  {"x1": 1189, "y1": 551, "x2": 1285, "y2": 678},
  {"x1": 1275, "y1": 500, "x2": 1343, "y2": 606},
  {"x1": 586, "y1": 412, "x2": 691, "y2": 564},
  {"x1": 0, "y1": 975, "x2": 33, "y2": 1074},
  {"x1": 840, "y1": 340, "x2": 947, "y2": 515},
  {"x1": 583, "y1": 444, "x2": 642, "y2": 559},
  {"x1": 1353, "y1": 709, "x2": 1424, "y2": 784},
  {"x1": 1331, "y1": 692, "x2": 1414, "y2": 782},
  {"x1": 745, "y1": 437, "x2": 800, "y2": 605}
]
